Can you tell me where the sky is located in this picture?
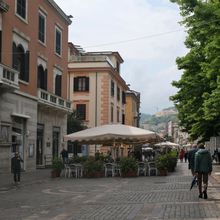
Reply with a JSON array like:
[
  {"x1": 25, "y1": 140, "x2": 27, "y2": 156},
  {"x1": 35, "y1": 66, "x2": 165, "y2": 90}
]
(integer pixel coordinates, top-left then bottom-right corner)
[{"x1": 55, "y1": 0, "x2": 187, "y2": 114}]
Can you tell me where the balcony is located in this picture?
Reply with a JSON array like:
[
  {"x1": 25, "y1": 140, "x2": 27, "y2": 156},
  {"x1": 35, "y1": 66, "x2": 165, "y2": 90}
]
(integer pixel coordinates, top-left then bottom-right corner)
[
  {"x1": 0, "y1": 64, "x2": 19, "y2": 90},
  {"x1": 37, "y1": 89, "x2": 72, "y2": 112},
  {"x1": 0, "y1": 0, "x2": 9, "y2": 13}
]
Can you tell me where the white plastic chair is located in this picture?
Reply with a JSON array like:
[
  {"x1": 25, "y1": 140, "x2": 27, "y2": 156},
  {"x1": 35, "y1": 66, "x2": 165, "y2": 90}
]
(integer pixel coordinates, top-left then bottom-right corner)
[
  {"x1": 137, "y1": 162, "x2": 147, "y2": 176},
  {"x1": 147, "y1": 162, "x2": 158, "y2": 176},
  {"x1": 104, "y1": 163, "x2": 115, "y2": 177}
]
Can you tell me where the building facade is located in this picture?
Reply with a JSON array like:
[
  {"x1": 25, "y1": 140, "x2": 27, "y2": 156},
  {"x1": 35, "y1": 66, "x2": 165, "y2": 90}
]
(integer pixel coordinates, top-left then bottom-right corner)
[
  {"x1": 0, "y1": 0, "x2": 71, "y2": 172},
  {"x1": 68, "y1": 43, "x2": 129, "y2": 155},
  {"x1": 125, "y1": 90, "x2": 140, "y2": 127}
]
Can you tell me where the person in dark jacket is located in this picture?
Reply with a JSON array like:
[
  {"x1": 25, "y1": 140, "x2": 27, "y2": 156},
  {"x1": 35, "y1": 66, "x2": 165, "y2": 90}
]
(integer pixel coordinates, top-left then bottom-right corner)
[
  {"x1": 194, "y1": 143, "x2": 212, "y2": 199},
  {"x1": 60, "y1": 147, "x2": 68, "y2": 164},
  {"x1": 188, "y1": 144, "x2": 198, "y2": 175},
  {"x1": 11, "y1": 152, "x2": 23, "y2": 184}
]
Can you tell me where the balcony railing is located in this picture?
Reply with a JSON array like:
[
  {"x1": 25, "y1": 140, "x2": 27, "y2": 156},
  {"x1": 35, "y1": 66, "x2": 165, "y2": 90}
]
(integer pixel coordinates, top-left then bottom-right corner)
[
  {"x1": 0, "y1": 64, "x2": 19, "y2": 89},
  {"x1": 37, "y1": 89, "x2": 72, "y2": 112}
]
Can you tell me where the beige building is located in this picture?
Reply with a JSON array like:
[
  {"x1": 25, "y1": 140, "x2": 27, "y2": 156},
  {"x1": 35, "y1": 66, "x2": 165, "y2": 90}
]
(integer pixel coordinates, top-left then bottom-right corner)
[
  {"x1": 68, "y1": 43, "x2": 129, "y2": 155},
  {"x1": 0, "y1": 0, "x2": 71, "y2": 172},
  {"x1": 125, "y1": 90, "x2": 140, "y2": 127}
]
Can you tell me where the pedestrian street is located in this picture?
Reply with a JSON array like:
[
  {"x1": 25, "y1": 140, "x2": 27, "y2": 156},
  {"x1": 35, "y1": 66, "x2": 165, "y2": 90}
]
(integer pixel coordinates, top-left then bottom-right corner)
[{"x1": 1, "y1": 162, "x2": 220, "y2": 220}]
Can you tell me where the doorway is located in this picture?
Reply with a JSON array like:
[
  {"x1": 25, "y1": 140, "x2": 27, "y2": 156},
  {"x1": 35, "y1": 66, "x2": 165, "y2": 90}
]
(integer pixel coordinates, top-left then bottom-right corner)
[
  {"x1": 36, "y1": 124, "x2": 44, "y2": 166},
  {"x1": 52, "y1": 127, "x2": 60, "y2": 159}
]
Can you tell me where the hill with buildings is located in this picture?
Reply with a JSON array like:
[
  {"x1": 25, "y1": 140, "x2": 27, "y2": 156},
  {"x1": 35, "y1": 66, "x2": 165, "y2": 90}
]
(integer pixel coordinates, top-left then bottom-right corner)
[{"x1": 140, "y1": 107, "x2": 178, "y2": 135}]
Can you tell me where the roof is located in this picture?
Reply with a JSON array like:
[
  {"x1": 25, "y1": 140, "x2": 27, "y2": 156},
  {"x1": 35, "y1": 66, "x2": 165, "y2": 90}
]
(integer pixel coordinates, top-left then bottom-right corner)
[{"x1": 47, "y1": 0, "x2": 72, "y2": 25}]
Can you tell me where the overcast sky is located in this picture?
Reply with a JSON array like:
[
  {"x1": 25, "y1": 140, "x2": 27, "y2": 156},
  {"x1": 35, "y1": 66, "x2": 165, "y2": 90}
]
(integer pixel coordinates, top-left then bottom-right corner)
[{"x1": 55, "y1": 0, "x2": 187, "y2": 114}]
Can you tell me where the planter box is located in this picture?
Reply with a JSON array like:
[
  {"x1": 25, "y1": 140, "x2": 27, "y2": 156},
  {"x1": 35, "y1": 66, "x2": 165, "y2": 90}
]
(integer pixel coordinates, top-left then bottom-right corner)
[
  {"x1": 121, "y1": 171, "x2": 137, "y2": 178},
  {"x1": 158, "y1": 169, "x2": 168, "y2": 176},
  {"x1": 51, "y1": 170, "x2": 61, "y2": 178},
  {"x1": 85, "y1": 171, "x2": 104, "y2": 178}
]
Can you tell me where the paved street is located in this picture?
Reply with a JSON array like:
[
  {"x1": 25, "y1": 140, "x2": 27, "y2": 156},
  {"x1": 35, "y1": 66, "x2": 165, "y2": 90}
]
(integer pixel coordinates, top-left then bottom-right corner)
[{"x1": 1, "y1": 162, "x2": 220, "y2": 220}]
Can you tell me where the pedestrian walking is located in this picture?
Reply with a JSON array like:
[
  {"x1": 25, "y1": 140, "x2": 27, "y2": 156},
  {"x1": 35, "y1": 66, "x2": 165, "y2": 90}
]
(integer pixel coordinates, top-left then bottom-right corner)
[
  {"x1": 188, "y1": 144, "x2": 198, "y2": 175},
  {"x1": 179, "y1": 148, "x2": 185, "y2": 162},
  {"x1": 184, "y1": 150, "x2": 188, "y2": 162},
  {"x1": 60, "y1": 147, "x2": 68, "y2": 164},
  {"x1": 11, "y1": 152, "x2": 23, "y2": 184},
  {"x1": 194, "y1": 143, "x2": 212, "y2": 199}
]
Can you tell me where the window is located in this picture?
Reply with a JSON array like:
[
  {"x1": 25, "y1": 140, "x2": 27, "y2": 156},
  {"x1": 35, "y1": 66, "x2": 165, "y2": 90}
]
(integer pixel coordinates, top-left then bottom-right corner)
[
  {"x1": 16, "y1": 0, "x2": 26, "y2": 20},
  {"x1": 117, "y1": 108, "x2": 120, "y2": 123},
  {"x1": 111, "y1": 80, "x2": 114, "y2": 96},
  {"x1": 38, "y1": 11, "x2": 46, "y2": 43},
  {"x1": 55, "y1": 26, "x2": 62, "y2": 55},
  {"x1": 117, "y1": 87, "x2": 120, "y2": 101},
  {"x1": 111, "y1": 105, "x2": 114, "y2": 123},
  {"x1": 76, "y1": 104, "x2": 86, "y2": 120},
  {"x1": 55, "y1": 74, "x2": 62, "y2": 96},
  {"x1": 12, "y1": 42, "x2": 29, "y2": 82},
  {"x1": 74, "y1": 77, "x2": 89, "y2": 92},
  {"x1": 122, "y1": 113, "x2": 125, "y2": 124},
  {"x1": 122, "y1": 91, "x2": 126, "y2": 104},
  {"x1": 116, "y1": 61, "x2": 120, "y2": 73},
  {"x1": 37, "y1": 65, "x2": 47, "y2": 90}
]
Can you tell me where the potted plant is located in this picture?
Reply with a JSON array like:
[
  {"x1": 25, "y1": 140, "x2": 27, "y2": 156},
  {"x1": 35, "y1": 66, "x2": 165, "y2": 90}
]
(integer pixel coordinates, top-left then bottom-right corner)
[
  {"x1": 51, "y1": 157, "x2": 64, "y2": 177},
  {"x1": 119, "y1": 157, "x2": 138, "y2": 177},
  {"x1": 83, "y1": 157, "x2": 104, "y2": 178},
  {"x1": 167, "y1": 151, "x2": 178, "y2": 172},
  {"x1": 155, "y1": 154, "x2": 168, "y2": 176}
]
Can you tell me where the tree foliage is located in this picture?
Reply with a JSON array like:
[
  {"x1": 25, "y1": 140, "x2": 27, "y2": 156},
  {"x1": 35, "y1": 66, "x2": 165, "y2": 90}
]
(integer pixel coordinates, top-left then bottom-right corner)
[
  {"x1": 67, "y1": 111, "x2": 86, "y2": 134},
  {"x1": 170, "y1": 0, "x2": 220, "y2": 141}
]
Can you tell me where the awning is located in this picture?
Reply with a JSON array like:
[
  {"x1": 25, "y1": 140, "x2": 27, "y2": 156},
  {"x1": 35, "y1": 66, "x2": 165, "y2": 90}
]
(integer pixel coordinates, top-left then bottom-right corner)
[{"x1": 11, "y1": 113, "x2": 31, "y2": 119}]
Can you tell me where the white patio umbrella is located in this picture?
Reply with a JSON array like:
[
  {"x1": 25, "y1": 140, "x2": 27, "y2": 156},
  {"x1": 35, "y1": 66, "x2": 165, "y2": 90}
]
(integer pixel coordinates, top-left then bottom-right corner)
[
  {"x1": 64, "y1": 124, "x2": 162, "y2": 145},
  {"x1": 155, "y1": 141, "x2": 179, "y2": 149}
]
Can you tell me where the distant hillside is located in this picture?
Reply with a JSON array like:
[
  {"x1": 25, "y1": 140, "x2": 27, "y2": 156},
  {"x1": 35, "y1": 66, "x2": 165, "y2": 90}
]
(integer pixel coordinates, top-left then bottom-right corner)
[
  {"x1": 140, "y1": 113, "x2": 152, "y2": 124},
  {"x1": 140, "y1": 107, "x2": 178, "y2": 125}
]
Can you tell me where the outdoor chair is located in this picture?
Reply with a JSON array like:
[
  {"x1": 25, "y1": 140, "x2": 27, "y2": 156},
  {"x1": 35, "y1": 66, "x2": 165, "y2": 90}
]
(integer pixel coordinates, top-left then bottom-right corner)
[
  {"x1": 137, "y1": 162, "x2": 147, "y2": 176},
  {"x1": 68, "y1": 164, "x2": 78, "y2": 178},
  {"x1": 114, "y1": 163, "x2": 121, "y2": 176},
  {"x1": 104, "y1": 163, "x2": 115, "y2": 177},
  {"x1": 147, "y1": 162, "x2": 158, "y2": 176},
  {"x1": 64, "y1": 164, "x2": 73, "y2": 178}
]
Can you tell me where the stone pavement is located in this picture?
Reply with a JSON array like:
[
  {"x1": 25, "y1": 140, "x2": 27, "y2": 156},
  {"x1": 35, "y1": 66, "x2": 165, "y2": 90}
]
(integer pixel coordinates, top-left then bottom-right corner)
[{"x1": 0, "y1": 162, "x2": 220, "y2": 220}]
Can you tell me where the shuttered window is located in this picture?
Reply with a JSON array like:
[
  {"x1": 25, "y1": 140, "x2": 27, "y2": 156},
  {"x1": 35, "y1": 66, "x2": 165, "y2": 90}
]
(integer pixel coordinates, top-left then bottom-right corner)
[
  {"x1": 37, "y1": 65, "x2": 47, "y2": 90},
  {"x1": 76, "y1": 104, "x2": 86, "y2": 120},
  {"x1": 55, "y1": 75, "x2": 62, "y2": 96},
  {"x1": 12, "y1": 43, "x2": 29, "y2": 82},
  {"x1": 111, "y1": 80, "x2": 114, "y2": 96},
  {"x1": 73, "y1": 77, "x2": 89, "y2": 92},
  {"x1": 16, "y1": 0, "x2": 26, "y2": 19},
  {"x1": 39, "y1": 11, "x2": 46, "y2": 43},
  {"x1": 55, "y1": 26, "x2": 62, "y2": 55}
]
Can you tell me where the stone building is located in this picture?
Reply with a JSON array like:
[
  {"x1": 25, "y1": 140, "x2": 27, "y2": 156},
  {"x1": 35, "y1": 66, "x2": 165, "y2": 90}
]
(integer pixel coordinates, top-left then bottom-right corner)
[
  {"x1": 125, "y1": 90, "x2": 141, "y2": 127},
  {"x1": 0, "y1": 0, "x2": 71, "y2": 172},
  {"x1": 68, "y1": 43, "x2": 129, "y2": 155}
]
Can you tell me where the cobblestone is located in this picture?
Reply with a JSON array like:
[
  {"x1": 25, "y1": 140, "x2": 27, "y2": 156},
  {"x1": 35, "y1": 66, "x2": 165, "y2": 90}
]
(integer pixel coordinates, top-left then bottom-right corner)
[{"x1": 1, "y1": 163, "x2": 220, "y2": 219}]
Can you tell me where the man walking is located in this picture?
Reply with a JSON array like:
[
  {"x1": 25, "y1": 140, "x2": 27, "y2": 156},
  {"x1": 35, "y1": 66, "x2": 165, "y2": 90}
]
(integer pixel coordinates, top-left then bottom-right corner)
[
  {"x1": 194, "y1": 143, "x2": 212, "y2": 199},
  {"x1": 60, "y1": 147, "x2": 68, "y2": 164},
  {"x1": 188, "y1": 144, "x2": 198, "y2": 175},
  {"x1": 11, "y1": 152, "x2": 23, "y2": 184}
]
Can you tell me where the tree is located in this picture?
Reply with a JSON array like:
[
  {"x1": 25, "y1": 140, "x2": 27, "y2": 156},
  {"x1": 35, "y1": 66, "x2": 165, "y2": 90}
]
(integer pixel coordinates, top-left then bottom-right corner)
[
  {"x1": 67, "y1": 110, "x2": 86, "y2": 134},
  {"x1": 170, "y1": 0, "x2": 220, "y2": 141},
  {"x1": 67, "y1": 111, "x2": 87, "y2": 155}
]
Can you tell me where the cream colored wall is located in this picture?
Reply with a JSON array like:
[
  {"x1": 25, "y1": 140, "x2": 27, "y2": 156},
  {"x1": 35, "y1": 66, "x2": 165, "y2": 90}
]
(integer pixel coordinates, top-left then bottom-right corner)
[
  {"x1": 68, "y1": 62, "x2": 110, "y2": 69},
  {"x1": 125, "y1": 95, "x2": 137, "y2": 126},
  {"x1": 109, "y1": 78, "x2": 125, "y2": 124}
]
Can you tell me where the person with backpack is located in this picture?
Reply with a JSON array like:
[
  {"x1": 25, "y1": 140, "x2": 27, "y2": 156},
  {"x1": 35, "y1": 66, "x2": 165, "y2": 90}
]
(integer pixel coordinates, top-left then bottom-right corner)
[{"x1": 194, "y1": 143, "x2": 212, "y2": 199}]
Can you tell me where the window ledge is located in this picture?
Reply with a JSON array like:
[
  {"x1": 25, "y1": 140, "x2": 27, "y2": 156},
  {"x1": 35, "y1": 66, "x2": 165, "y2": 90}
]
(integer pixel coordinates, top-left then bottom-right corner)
[
  {"x1": 19, "y1": 79, "x2": 29, "y2": 85},
  {"x1": 15, "y1": 13, "x2": 28, "y2": 24},
  {"x1": 38, "y1": 40, "x2": 46, "y2": 47},
  {"x1": 55, "y1": 52, "x2": 62, "y2": 58}
]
